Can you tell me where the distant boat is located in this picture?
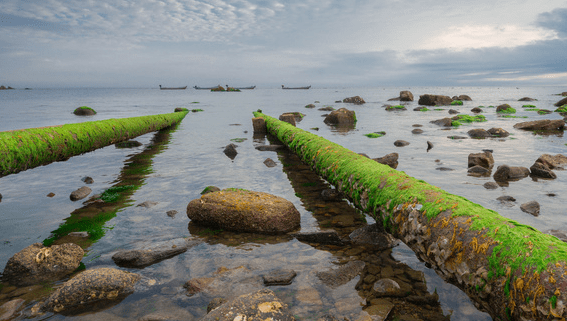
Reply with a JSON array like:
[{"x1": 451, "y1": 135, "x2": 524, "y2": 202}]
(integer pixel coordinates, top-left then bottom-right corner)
[
  {"x1": 193, "y1": 86, "x2": 217, "y2": 90},
  {"x1": 235, "y1": 86, "x2": 256, "y2": 90},
  {"x1": 159, "y1": 85, "x2": 187, "y2": 90},
  {"x1": 282, "y1": 85, "x2": 311, "y2": 90}
]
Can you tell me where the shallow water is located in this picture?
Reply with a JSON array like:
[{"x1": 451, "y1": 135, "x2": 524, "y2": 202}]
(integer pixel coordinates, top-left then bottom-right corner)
[{"x1": 1, "y1": 86, "x2": 566, "y2": 320}]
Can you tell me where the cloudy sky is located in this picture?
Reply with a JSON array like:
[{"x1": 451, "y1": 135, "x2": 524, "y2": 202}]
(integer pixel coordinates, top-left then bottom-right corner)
[{"x1": 1, "y1": 0, "x2": 566, "y2": 88}]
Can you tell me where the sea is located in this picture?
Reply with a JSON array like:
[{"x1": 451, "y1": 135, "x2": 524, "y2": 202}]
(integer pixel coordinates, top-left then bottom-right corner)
[{"x1": 0, "y1": 86, "x2": 566, "y2": 320}]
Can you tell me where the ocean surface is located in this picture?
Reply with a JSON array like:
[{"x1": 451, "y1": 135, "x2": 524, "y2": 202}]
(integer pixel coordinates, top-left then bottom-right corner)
[{"x1": 1, "y1": 86, "x2": 566, "y2": 320}]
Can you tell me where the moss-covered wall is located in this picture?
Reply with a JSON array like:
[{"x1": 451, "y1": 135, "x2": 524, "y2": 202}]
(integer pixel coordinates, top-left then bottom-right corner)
[
  {"x1": 254, "y1": 111, "x2": 567, "y2": 320},
  {"x1": 0, "y1": 111, "x2": 188, "y2": 177}
]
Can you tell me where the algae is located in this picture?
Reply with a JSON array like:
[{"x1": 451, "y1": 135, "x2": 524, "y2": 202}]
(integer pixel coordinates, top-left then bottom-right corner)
[
  {"x1": 450, "y1": 100, "x2": 463, "y2": 105},
  {"x1": 497, "y1": 107, "x2": 516, "y2": 114},
  {"x1": 364, "y1": 132, "x2": 386, "y2": 138}
]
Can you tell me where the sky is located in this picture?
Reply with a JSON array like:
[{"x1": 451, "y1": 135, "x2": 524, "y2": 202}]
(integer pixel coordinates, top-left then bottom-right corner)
[{"x1": 1, "y1": 0, "x2": 566, "y2": 88}]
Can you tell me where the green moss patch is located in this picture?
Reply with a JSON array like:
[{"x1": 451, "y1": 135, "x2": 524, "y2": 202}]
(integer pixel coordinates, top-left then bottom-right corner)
[
  {"x1": 555, "y1": 105, "x2": 567, "y2": 113},
  {"x1": 364, "y1": 131, "x2": 386, "y2": 138},
  {"x1": 230, "y1": 138, "x2": 247, "y2": 143},
  {"x1": 451, "y1": 114, "x2": 486, "y2": 127},
  {"x1": 191, "y1": 109, "x2": 204, "y2": 112},
  {"x1": 502, "y1": 115, "x2": 528, "y2": 118},
  {"x1": 522, "y1": 105, "x2": 536, "y2": 108},
  {"x1": 497, "y1": 107, "x2": 516, "y2": 114},
  {"x1": 450, "y1": 100, "x2": 463, "y2": 105}
]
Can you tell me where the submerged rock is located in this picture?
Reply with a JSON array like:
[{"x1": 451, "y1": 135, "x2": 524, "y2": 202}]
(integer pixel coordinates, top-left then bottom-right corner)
[
  {"x1": 520, "y1": 201, "x2": 540, "y2": 216},
  {"x1": 41, "y1": 268, "x2": 140, "y2": 314},
  {"x1": 513, "y1": 119, "x2": 565, "y2": 131},
  {"x1": 262, "y1": 269, "x2": 297, "y2": 286},
  {"x1": 0, "y1": 299, "x2": 25, "y2": 320},
  {"x1": 349, "y1": 223, "x2": 399, "y2": 250},
  {"x1": 115, "y1": 140, "x2": 142, "y2": 148},
  {"x1": 518, "y1": 97, "x2": 536, "y2": 101},
  {"x1": 70, "y1": 186, "x2": 91, "y2": 201},
  {"x1": 263, "y1": 158, "x2": 277, "y2": 167},
  {"x1": 112, "y1": 238, "x2": 201, "y2": 268},
  {"x1": 186, "y1": 189, "x2": 300, "y2": 234},
  {"x1": 317, "y1": 260, "x2": 365, "y2": 288},
  {"x1": 321, "y1": 188, "x2": 342, "y2": 201},
  {"x1": 291, "y1": 230, "x2": 344, "y2": 245},
  {"x1": 3, "y1": 243, "x2": 84, "y2": 286}
]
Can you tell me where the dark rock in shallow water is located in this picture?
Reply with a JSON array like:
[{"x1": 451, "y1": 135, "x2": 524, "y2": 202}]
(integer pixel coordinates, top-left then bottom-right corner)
[
  {"x1": 263, "y1": 158, "x2": 277, "y2": 167},
  {"x1": 316, "y1": 260, "x2": 365, "y2": 288},
  {"x1": 453, "y1": 94, "x2": 472, "y2": 101},
  {"x1": 493, "y1": 165, "x2": 530, "y2": 181},
  {"x1": 137, "y1": 201, "x2": 158, "y2": 208},
  {"x1": 436, "y1": 167, "x2": 453, "y2": 171},
  {"x1": 342, "y1": 96, "x2": 366, "y2": 104},
  {"x1": 468, "y1": 151, "x2": 494, "y2": 169},
  {"x1": 468, "y1": 165, "x2": 491, "y2": 177},
  {"x1": 394, "y1": 140, "x2": 409, "y2": 147},
  {"x1": 115, "y1": 140, "x2": 142, "y2": 148},
  {"x1": 418, "y1": 94, "x2": 453, "y2": 106},
  {"x1": 497, "y1": 196, "x2": 516, "y2": 204},
  {"x1": 530, "y1": 162, "x2": 557, "y2": 179},
  {"x1": 3, "y1": 243, "x2": 84, "y2": 286},
  {"x1": 535, "y1": 154, "x2": 567, "y2": 169},
  {"x1": 513, "y1": 119, "x2": 565, "y2": 131},
  {"x1": 519, "y1": 97, "x2": 537, "y2": 101},
  {"x1": 263, "y1": 269, "x2": 297, "y2": 286},
  {"x1": 112, "y1": 238, "x2": 201, "y2": 268},
  {"x1": 324, "y1": 108, "x2": 356, "y2": 125},
  {"x1": 291, "y1": 230, "x2": 344, "y2": 245},
  {"x1": 520, "y1": 201, "x2": 540, "y2": 216},
  {"x1": 372, "y1": 152, "x2": 398, "y2": 169},
  {"x1": 487, "y1": 127, "x2": 509, "y2": 137},
  {"x1": 321, "y1": 188, "x2": 342, "y2": 201},
  {"x1": 349, "y1": 223, "x2": 399, "y2": 250},
  {"x1": 471, "y1": 107, "x2": 483, "y2": 113},
  {"x1": 467, "y1": 129, "x2": 491, "y2": 138},
  {"x1": 431, "y1": 118, "x2": 452, "y2": 127},
  {"x1": 546, "y1": 230, "x2": 567, "y2": 242},
  {"x1": 223, "y1": 143, "x2": 238, "y2": 159},
  {"x1": 411, "y1": 128, "x2": 423, "y2": 134},
  {"x1": 448, "y1": 109, "x2": 459, "y2": 114},
  {"x1": 82, "y1": 176, "x2": 94, "y2": 184},
  {"x1": 447, "y1": 135, "x2": 468, "y2": 140},
  {"x1": 255, "y1": 144, "x2": 286, "y2": 151},
  {"x1": 427, "y1": 141, "x2": 434, "y2": 151},
  {"x1": 166, "y1": 210, "x2": 178, "y2": 218},
  {"x1": 70, "y1": 186, "x2": 91, "y2": 201},
  {"x1": 73, "y1": 106, "x2": 96, "y2": 116},
  {"x1": 483, "y1": 182, "x2": 499, "y2": 189}
]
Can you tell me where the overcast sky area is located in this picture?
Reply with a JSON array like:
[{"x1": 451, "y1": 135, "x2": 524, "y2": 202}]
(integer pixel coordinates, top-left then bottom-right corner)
[{"x1": 1, "y1": 0, "x2": 566, "y2": 88}]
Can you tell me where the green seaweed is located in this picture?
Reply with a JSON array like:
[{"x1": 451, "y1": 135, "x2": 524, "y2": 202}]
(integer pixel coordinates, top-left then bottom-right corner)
[
  {"x1": 452, "y1": 114, "x2": 486, "y2": 127},
  {"x1": 450, "y1": 100, "x2": 463, "y2": 105},
  {"x1": 522, "y1": 105, "x2": 536, "y2": 108},
  {"x1": 386, "y1": 105, "x2": 406, "y2": 110},
  {"x1": 230, "y1": 138, "x2": 247, "y2": 143},
  {"x1": 525, "y1": 108, "x2": 539, "y2": 111},
  {"x1": 497, "y1": 107, "x2": 516, "y2": 114},
  {"x1": 555, "y1": 105, "x2": 567, "y2": 113},
  {"x1": 364, "y1": 131, "x2": 386, "y2": 138},
  {"x1": 502, "y1": 115, "x2": 528, "y2": 118},
  {"x1": 191, "y1": 109, "x2": 204, "y2": 112}
]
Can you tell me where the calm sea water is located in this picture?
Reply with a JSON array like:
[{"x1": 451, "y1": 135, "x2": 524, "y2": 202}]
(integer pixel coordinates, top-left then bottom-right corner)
[{"x1": 1, "y1": 86, "x2": 566, "y2": 320}]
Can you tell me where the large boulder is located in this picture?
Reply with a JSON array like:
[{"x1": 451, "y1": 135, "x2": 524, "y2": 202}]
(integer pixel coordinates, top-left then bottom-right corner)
[
  {"x1": 467, "y1": 128, "x2": 491, "y2": 138},
  {"x1": 3, "y1": 243, "x2": 84, "y2": 286},
  {"x1": 41, "y1": 268, "x2": 140, "y2": 314},
  {"x1": 400, "y1": 90, "x2": 414, "y2": 101},
  {"x1": 323, "y1": 108, "x2": 357, "y2": 125},
  {"x1": 342, "y1": 96, "x2": 365, "y2": 104},
  {"x1": 535, "y1": 154, "x2": 567, "y2": 169},
  {"x1": 493, "y1": 165, "x2": 530, "y2": 182},
  {"x1": 530, "y1": 162, "x2": 557, "y2": 179},
  {"x1": 201, "y1": 289, "x2": 295, "y2": 321},
  {"x1": 452, "y1": 95, "x2": 472, "y2": 101},
  {"x1": 513, "y1": 119, "x2": 565, "y2": 131},
  {"x1": 186, "y1": 189, "x2": 300, "y2": 234},
  {"x1": 112, "y1": 238, "x2": 202, "y2": 268},
  {"x1": 468, "y1": 151, "x2": 494, "y2": 169},
  {"x1": 418, "y1": 94, "x2": 453, "y2": 106},
  {"x1": 554, "y1": 97, "x2": 567, "y2": 107}
]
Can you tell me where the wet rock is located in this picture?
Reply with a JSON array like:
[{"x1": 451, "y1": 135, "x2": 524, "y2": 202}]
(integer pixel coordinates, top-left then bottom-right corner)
[
  {"x1": 372, "y1": 278, "x2": 403, "y2": 297},
  {"x1": 291, "y1": 230, "x2": 344, "y2": 245},
  {"x1": 493, "y1": 165, "x2": 530, "y2": 181},
  {"x1": 255, "y1": 144, "x2": 286, "y2": 151},
  {"x1": 0, "y1": 193, "x2": 2, "y2": 202},
  {"x1": 520, "y1": 201, "x2": 540, "y2": 216},
  {"x1": 467, "y1": 129, "x2": 491, "y2": 138},
  {"x1": 223, "y1": 143, "x2": 238, "y2": 159},
  {"x1": 496, "y1": 104, "x2": 512, "y2": 112},
  {"x1": 535, "y1": 154, "x2": 567, "y2": 169},
  {"x1": 554, "y1": 97, "x2": 567, "y2": 107},
  {"x1": 184, "y1": 276, "x2": 215, "y2": 296},
  {"x1": 319, "y1": 106, "x2": 334, "y2": 111},
  {"x1": 3, "y1": 243, "x2": 84, "y2": 286},
  {"x1": 362, "y1": 299, "x2": 394, "y2": 320},
  {"x1": 546, "y1": 230, "x2": 567, "y2": 242},
  {"x1": 483, "y1": 182, "x2": 499, "y2": 189},
  {"x1": 70, "y1": 186, "x2": 92, "y2": 201},
  {"x1": 530, "y1": 162, "x2": 557, "y2": 179},
  {"x1": 279, "y1": 113, "x2": 296, "y2": 126},
  {"x1": 406, "y1": 293, "x2": 440, "y2": 306},
  {"x1": 411, "y1": 128, "x2": 423, "y2": 134},
  {"x1": 427, "y1": 141, "x2": 434, "y2": 151},
  {"x1": 349, "y1": 224, "x2": 399, "y2": 250},
  {"x1": 73, "y1": 106, "x2": 96, "y2": 116},
  {"x1": 394, "y1": 140, "x2": 409, "y2": 147},
  {"x1": 513, "y1": 119, "x2": 565, "y2": 131},
  {"x1": 430, "y1": 118, "x2": 452, "y2": 127},
  {"x1": 487, "y1": 127, "x2": 509, "y2": 137},
  {"x1": 343, "y1": 96, "x2": 366, "y2": 104},
  {"x1": 207, "y1": 297, "x2": 228, "y2": 313},
  {"x1": 519, "y1": 97, "x2": 537, "y2": 101},
  {"x1": 453, "y1": 95, "x2": 472, "y2": 101},
  {"x1": 412, "y1": 124, "x2": 423, "y2": 127},
  {"x1": 112, "y1": 238, "x2": 201, "y2": 268},
  {"x1": 468, "y1": 165, "x2": 491, "y2": 176},
  {"x1": 137, "y1": 201, "x2": 158, "y2": 208},
  {"x1": 82, "y1": 176, "x2": 94, "y2": 184},
  {"x1": 324, "y1": 108, "x2": 357, "y2": 125},
  {"x1": 263, "y1": 158, "x2": 277, "y2": 167},
  {"x1": 538, "y1": 109, "x2": 553, "y2": 114},
  {"x1": 305, "y1": 104, "x2": 316, "y2": 108},
  {"x1": 317, "y1": 260, "x2": 365, "y2": 288},
  {"x1": 0, "y1": 299, "x2": 25, "y2": 320},
  {"x1": 447, "y1": 135, "x2": 468, "y2": 140},
  {"x1": 47, "y1": 192, "x2": 55, "y2": 197},
  {"x1": 41, "y1": 268, "x2": 140, "y2": 314},
  {"x1": 201, "y1": 289, "x2": 295, "y2": 321},
  {"x1": 252, "y1": 117, "x2": 267, "y2": 133},
  {"x1": 166, "y1": 210, "x2": 177, "y2": 218},
  {"x1": 372, "y1": 152, "x2": 398, "y2": 169},
  {"x1": 400, "y1": 91, "x2": 414, "y2": 101},
  {"x1": 115, "y1": 140, "x2": 142, "y2": 148},
  {"x1": 471, "y1": 107, "x2": 483, "y2": 113},
  {"x1": 321, "y1": 189, "x2": 342, "y2": 201},
  {"x1": 448, "y1": 109, "x2": 459, "y2": 114},
  {"x1": 263, "y1": 269, "x2": 297, "y2": 286},
  {"x1": 436, "y1": 167, "x2": 453, "y2": 171},
  {"x1": 418, "y1": 94, "x2": 453, "y2": 106},
  {"x1": 187, "y1": 189, "x2": 300, "y2": 234},
  {"x1": 201, "y1": 186, "x2": 220, "y2": 194},
  {"x1": 497, "y1": 196, "x2": 516, "y2": 203},
  {"x1": 468, "y1": 151, "x2": 494, "y2": 169}
]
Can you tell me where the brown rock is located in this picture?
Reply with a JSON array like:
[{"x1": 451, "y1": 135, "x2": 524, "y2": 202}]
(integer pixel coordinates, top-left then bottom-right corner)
[
  {"x1": 487, "y1": 128, "x2": 509, "y2": 137},
  {"x1": 530, "y1": 162, "x2": 557, "y2": 179},
  {"x1": 393, "y1": 140, "x2": 409, "y2": 147},
  {"x1": 448, "y1": 109, "x2": 459, "y2": 114},
  {"x1": 467, "y1": 129, "x2": 491, "y2": 138},
  {"x1": 468, "y1": 151, "x2": 494, "y2": 169},
  {"x1": 411, "y1": 128, "x2": 423, "y2": 134},
  {"x1": 223, "y1": 143, "x2": 238, "y2": 159},
  {"x1": 263, "y1": 158, "x2": 277, "y2": 167},
  {"x1": 323, "y1": 108, "x2": 357, "y2": 125},
  {"x1": 453, "y1": 95, "x2": 472, "y2": 101},
  {"x1": 493, "y1": 165, "x2": 530, "y2": 181},
  {"x1": 535, "y1": 154, "x2": 567, "y2": 169},
  {"x1": 186, "y1": 189, "x2": 300, "y2": 234},
  {"x1": 400, "y1": 91, "x2": 414, "y2": 101},
  {"x1": 520, "y1": 201, "x2": 540, "y2": 216},
  {"x1": 496, "y1": 104, "x2": 512, "y2": 112},
  {"x1": 262, "y1": 269, "x2": 297, "y2": 286},
  {"x1": 372, "y1": 153, "x2": 399, "y2": 169},
  {"x1": 418, "y1": 94, "x2": 453, "y2": 106},
  {"x1": 483, "y1": 182, "x2": 499, "y2": 189},
  {"x1": 554, "y1": 97, "x2": 567, "y2": 107},
  {"x1": 252, "y1": 117, "x2": 267, "y2": 133},
  {"x1": 343, "y1": 96, "x2": 366, "y2": 104},
  {"x1": 70, "y1": 186, "x2": 91, "y2": 201},
  {"x1": 471, "y1": 107, "x2": 483, "y2": 113},
  {"x1": 513, "y1": 119, "x2": 565, "y2": 131},
  {"x1": 430, "y1": 118, "x2": 453, "y2": 127},
  {"x1": 518, "y1": 97, "x2": 537, "y2": 101},
  {"x1": 278, "y1": 113, "x2": 296, "y2": 126}
]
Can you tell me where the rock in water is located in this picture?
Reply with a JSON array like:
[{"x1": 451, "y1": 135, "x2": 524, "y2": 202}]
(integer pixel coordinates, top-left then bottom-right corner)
[
  {"x1": 112, "y1": 238, "x2": 201, "y2": 268},
  {"x1": 323, "y1": 108, "x2": 357, "y2": 125},
  {"x1": 186, "y1": 189, "x2": 300, "y2": 234},
  {"x1": 70, "y1": 186, "x2": 91, "y2": 201}
]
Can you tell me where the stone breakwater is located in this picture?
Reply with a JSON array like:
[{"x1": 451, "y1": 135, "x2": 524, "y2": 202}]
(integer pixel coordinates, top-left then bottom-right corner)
[
  {"x1": 254, "y1": 111, "x2": 567, "y2": 321},
  {"x1": 0, "y1": 110, "x2": 188, "y2": 177}
]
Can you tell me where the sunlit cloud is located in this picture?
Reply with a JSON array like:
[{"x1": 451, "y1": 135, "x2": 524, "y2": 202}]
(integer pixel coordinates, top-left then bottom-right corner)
[{"x1": 484, "y1": 72, "x2": 567, "y2": 82}]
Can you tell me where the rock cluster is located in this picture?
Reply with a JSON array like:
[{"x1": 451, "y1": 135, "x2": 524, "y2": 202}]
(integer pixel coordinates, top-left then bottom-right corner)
[
  {"x1": 342, "y1": 96, "x2": 366, "y2": 104},
  {"x1": 418, "y1": 94, "x2": 453, "y2": 106}
]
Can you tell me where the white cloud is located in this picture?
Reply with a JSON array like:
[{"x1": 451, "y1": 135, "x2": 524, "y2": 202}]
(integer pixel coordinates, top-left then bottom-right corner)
[{"x1": 484, "y1": 71, "x2": 567, "y2": 82}]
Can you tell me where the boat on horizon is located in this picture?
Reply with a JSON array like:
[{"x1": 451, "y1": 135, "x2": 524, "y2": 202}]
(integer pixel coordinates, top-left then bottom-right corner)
[
  {"x1": 235, "y1": 86, "x2": 256, "y2": 90},
  {"x1": 159, "y1": 85, "x2": 187, "y2": 90},
  {"x1": 194, "y1": 85, "x2": 255, "y2": 90},
  {"x1": 282, "y1": 85, "x2": 311, "y2": 90}
]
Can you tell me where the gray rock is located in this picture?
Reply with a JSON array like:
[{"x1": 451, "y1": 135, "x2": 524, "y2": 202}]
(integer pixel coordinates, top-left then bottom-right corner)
[
  {"x1": 411, "y1": 128, "x2": 423, "y2": 134},
  {"x1": 112, "y1": 238, "x2": 201, "y2": 268},
  {"x1": 497, "y1": 196, "x2": 516, "y2": 203},
  {"x1": 519, "y1": 97, "x2": 537, "y2": 101},
  {"x1": 263, "y1": 269, "x2": 297, "y2": 286},
  {"x1": 431, "y1": 118, "x2": 453, "y2": 127},
  {"x1": 394, "y1": 140, "x2": 409, "y2": 147},
  {"x1": 372, "y1": 278, "x2": 403, "y2": 297},
  {"x1": 483, "y1": 182, "x2": 499, "y2": 190},
  {"x1": 70, "y1": 186, "x2": 92, "y2": 201},
  {"x1": 467, "y1": 129, "x2": 491, "y2": 138},
  {"x1": 349, "y1": 224, "x2": 399, "y2": 250},
  {"x1": 137, "y1": 201, "x2": 158, "y2": 208},
  {"x1": 520, "y1": 201, "x2": 540, "y2": 216},
  {"x1": 436, "y1": 167, "x2": 454, "y2": 171},
  {"x1": 291, "y1": 230, "x2": 344, "y2": 245},
  {"x1": 530, "y1": 162, "x2": 557, "y2": 179},
  {"x1": 201, "y1": 289, "x2": 295, "y2": 321},
  {"x1": 41, "y1": 268, "x2": 140, "y2": 314},
  {"x1": 317, "y1": 260, "x2": 365, "y2": 288},
  {"x1": 0, "y1": 299, "x2": 25, "y2": 321},
  {"x1": 3, "y1": 243, "x2": 84, "y2": 286},
  {"x1": 263, "y1": 158, "x2": 277, "y2": 167}
]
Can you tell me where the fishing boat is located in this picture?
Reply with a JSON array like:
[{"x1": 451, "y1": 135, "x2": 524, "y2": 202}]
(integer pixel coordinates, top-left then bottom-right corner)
[
  {"x1": 282, "y1": 85, "x2": 311, "y2": 89},
  {"x1": 193, "y1": 86, "x2": 218, "y2": 90},
  {"x1": 159, "y1": 85, "x2": 187, "y2": 90},
  {"x1": 235, "y1": 86, "x2": 256, "y2": 90}
]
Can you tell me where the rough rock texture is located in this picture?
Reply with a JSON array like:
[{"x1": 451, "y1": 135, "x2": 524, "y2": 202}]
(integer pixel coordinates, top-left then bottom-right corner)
[
  {"x1": 70, "y1": 186, "x2": 91, "y2": 201},
  {"x1": 41, "y1": 268, "x2": 139, "y2": 313},
  {"x1": 535, "y1": 154, "x2": 567, "y2": 169},
  {"x1": 468, "y1": 151, "x2": 494, "y2": 169},
  {"x1": 278, "y1": 113, "x2": 296, "y2": 126},
  {"x1": 530, "y1": 162, "x2": 557, "y2": 179},
  {"x1": 201, "y1": 289, "x2": 295, "y2": 321},
  {"x1": 513, "y1": 119, "x2": 565, "y2": 131},
  {"x1": 3, "y1": 243, "x2": 84, "y2": 286},
  {"x1": 493, "y1": 165, "x2": 530, "y2": 181},
  {"x1": 519, "y1": 97, "x2": 536, "y2": 101},
  {"x1": 316, "y1": 261, "x2": 365, "y2": 288},
  {"x1": 291, "y1": 230, "x2": 344, "y2": 245},
  {"x1": 400, "y1": 91, "x2": 414, "y2": 101},
  {"x1": 112, "y1": 238, "x2": 201, "y2": 268},
  {"x1": 323, "y1": 108, "x2": 356, "y2": 125},
  {"x1": 263, "y1": 269, "x2": 297, "y2": 286},
  {"x1": 0, "y1": 299, "x2": 25, "y2": 320},
  {"x1": 452, "y1": 95, "x2": 472, "y2": 101},
  {"x1": 342, "y1": 96, "x2": 366, "y2": 104},
  {"x1": 430, "y1": 118, "x2": 452, "y2": 127},
  {"x1": 487, "y1": 127, "x2": 509, "y2": 137},
  {"x1": 349, "y1": 223, "x2": 399, "y2": 250},
  {"x1": 496, "y1": 104, "x2": 512, "y2": 112},
  {"x1": 555, "y1": 97, "x2": 567, "y2": 107},
  {"x1": 252, "y1": 117, "x2": 267, "y2": 133},
  {"x1": 467, "y1": 129, "x2": 491, "y2": 138},
  {"x1": 468, "y1": 165, "x2": 491, "y2": 176},
  {"x1": 223, "y1": 143, "x2": 238, "y2": 160},
  {"x1": 393, "y1": 140, "x2": 409, "y2": 147},
  {"x1": 418, "y1": 94, "x2": 453, "y2": 106},
  {"x1": 520, "y1": 201, "x2": 540, "y2": 216},
  {"x1": 483, "y1": 182, "x2": 499, "y2": 189},
  {"x1": 372, "y1": 278, "x2": 403, "y2": 297},
  {"x1": 263, "y1": 158, "x2": 277, "y2": 167},
  {"x1": 372, "y1": 153, "x2": 398, "y2": 169},
  {"x1": 186, "y1": 189, "x2": 300, "y2": 234}
]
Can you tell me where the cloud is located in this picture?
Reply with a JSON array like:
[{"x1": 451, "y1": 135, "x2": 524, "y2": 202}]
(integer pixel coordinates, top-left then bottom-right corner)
[{"x1": 537, "y1": 7, "x2": 567, "y2": 37}]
